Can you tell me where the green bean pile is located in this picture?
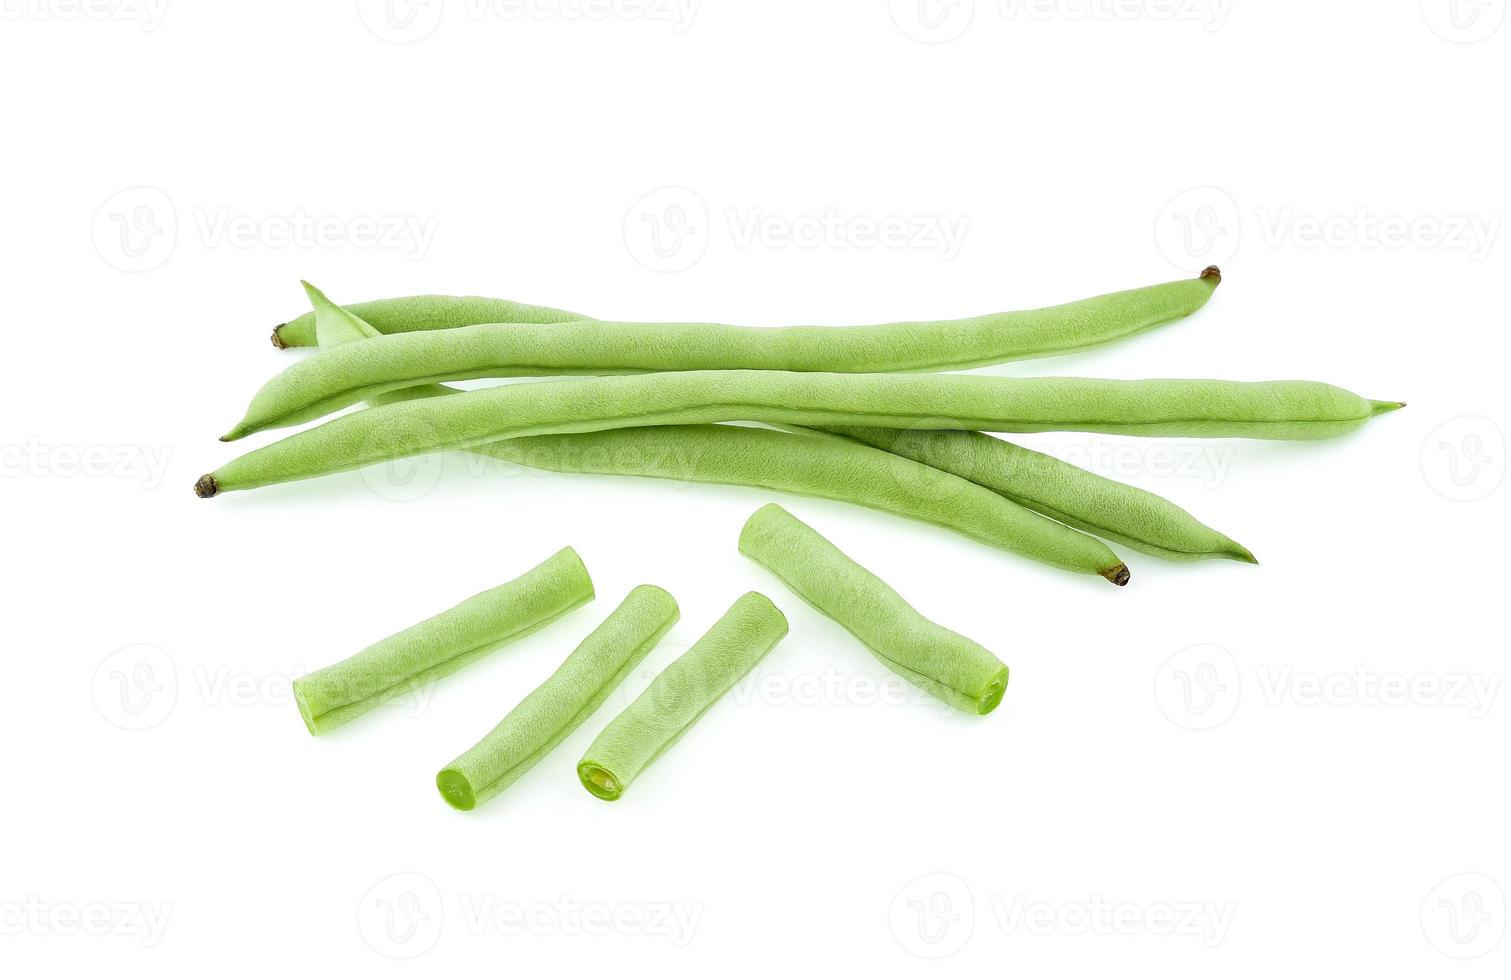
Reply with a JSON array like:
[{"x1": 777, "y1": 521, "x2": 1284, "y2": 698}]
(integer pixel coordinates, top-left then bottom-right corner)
[{"x1": 200, "y1": 270, "x2": 1404, "y2": 586}]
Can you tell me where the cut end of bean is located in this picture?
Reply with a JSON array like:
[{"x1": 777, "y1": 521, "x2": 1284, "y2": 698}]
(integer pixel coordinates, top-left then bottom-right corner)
[
  {"x1": 193, "y1": 474, "x2": 219, "y2": 498},
  {"x1": 976, "y1": 667, "x2": 1010, "y2": 715},
  {"x1": 1371, "y1": 400, "x2": 1407, "y2": 416},
  {"x1": 578, "y1": 763, "x2": 623, "y2": 801},
  {"x1": 270, "y1": 325, "x2": 288, "y2": 350},
  {"x1": 1200, "y1": 265, "x2": 1222, "y2": 285},
  {"x1": 1100, "y1": 563, "x2": 1131, "y2": 587},
  {"x1": 435, "y1": 769, "x2": 477, "y2": 811}
]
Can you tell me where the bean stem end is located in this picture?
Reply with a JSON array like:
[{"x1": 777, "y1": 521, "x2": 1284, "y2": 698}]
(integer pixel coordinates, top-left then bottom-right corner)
[{"x1": 193, "y1": 474, "x2": 219, "y2": 498}]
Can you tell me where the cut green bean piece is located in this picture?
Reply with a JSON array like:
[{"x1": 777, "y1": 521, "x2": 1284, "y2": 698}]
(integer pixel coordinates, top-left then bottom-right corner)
[
  {"x1": 240, "y1": 271, "x2": 1222, "y2": 436},
  {"x1": 739, "y1": 504, "x2": 1009, "y2": 715},
  {"x1": 577, "y1": 592, "x2": 788, "y2": 801},
  {"x1": 291, "y1": 548, "x2": 594, "y2": 735},
  {"x1": 274, "y1": 293, "x2": 588, "y2": 349},
  {"x1": 437, "y1": 585, "x2": 679, "y2": 810},
  {"x1": 818, "y1": 426, "x2": 1256, "y2": 563}
]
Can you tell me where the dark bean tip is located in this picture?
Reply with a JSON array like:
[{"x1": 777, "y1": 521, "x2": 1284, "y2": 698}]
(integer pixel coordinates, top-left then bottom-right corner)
[
  {"x1": 1102, "y1": 563, "x2": 1131, "y2": 587},
  {"x1": 194, "y1": 474, "x2": 219, "y2": 498},
  {"x1": 270, "y1": 325, "x2": 288, "y2": 350},
  {"x1": 1200, "y1": 265, "x2": 1222, "y2": 285}
]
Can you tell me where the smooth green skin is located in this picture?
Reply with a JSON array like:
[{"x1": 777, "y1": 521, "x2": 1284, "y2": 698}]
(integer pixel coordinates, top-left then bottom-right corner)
[
  {"x1": 436, "y1": 585, "x2": 679, "y2": 811},
  {"x1": 577, "y1": 592, "x2": 788, "y2": 801},
  {"x1": 274, "y1": 293, "x2": 588, "y2": 349},
  {"x1": 301, "y1": 287, "x2": 1128, "y2": 583},
  {"x1": 740, "y1": 504, "x2": 1009, "y2": 715},
  {"x1": 819, "y1": 426, "x2": 1256, "y2": 563},
  {"x1": 198, "y1": 370, "x2": 1402, "y2": 501},
  {"x1": 303, "y1": 284, "x2": 1236, "y2": 571},
  {"x1": 235, "y1": 271, "x2": 1222, "y2": 438},
  {"x1": 291, "y1": 548, "x2": 594, "y2": 735}
]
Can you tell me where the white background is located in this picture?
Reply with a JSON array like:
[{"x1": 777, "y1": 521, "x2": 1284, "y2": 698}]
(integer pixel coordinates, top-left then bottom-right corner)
[{"x1": 2, "y1": 1, "x2": 1507, "y2": 975}]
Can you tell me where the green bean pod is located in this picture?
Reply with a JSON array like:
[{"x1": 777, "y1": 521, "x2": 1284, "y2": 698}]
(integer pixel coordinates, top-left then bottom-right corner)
[
  {"x1": 296, "y1": 284, "x2": 1134, "y2": 585},
  {"x1": 740, "y1": 504, "x2": 1009, "y2": 715},
  {"x1": 436, "y1": 585, "x2": 680, "y2": 810},
  {"x1": 817, "y1": 426, "x2": 1256, "y2": 563},
  {"x1": 237, "y1": 271, "x2": 1223, "y2": 436},
  {"x1": 200, "y1": 371, "x2": 1402, "y2": 499},
  {"x1": 273, "y1": 293, "x2": 588, "y2": 349},
  {"x1": 577, "y1": 592, "x2": 788, "y2": 801},
  {"x1": 291, "y1": 548, "x2": 593, "y2": 734}
]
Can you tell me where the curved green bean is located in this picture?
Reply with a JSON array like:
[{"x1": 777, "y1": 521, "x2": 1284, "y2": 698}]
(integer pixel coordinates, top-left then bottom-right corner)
[
  {"x1": 437, "y1": 585, "x2": 679, "y2": 811},
  {"x1": 235, "y1": 270, "x2": 1223, "y2": 438},
  {"x1": 199, "y1": 371, "x2": 1402, "y2": 500},
  {"x1": 817, "y1": 426, "x2": 1256, "y2": 563},
  {"x1": 290, "y1": 547, "x2": 594, "y2": 735},
  {"x1": 577, "y1": 592, "x2": 788, "y2": 801},
  {"x1": 740, "y1": 504, "x2": 1010, "y2": 715},
  {"x1": 273, "y1": 292, "x2": 588, "y2": 349},
  {"x1": 297, "y1": 284, "x2": 1133, "y2": 584}
]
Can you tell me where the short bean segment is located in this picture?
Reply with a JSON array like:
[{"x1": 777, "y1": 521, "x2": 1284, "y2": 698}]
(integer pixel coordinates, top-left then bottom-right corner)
[
  {"x1": 199, "y1": 370, "x2": 1403, "y2": 500},
  {"x1": 740, "y1": 504, "x2": 1010, "y2": 715},
  {"x1": 577, "y1": 592, "x2": 788, "y2": 801},
  {"x1": 291, "y1": 548, "x2": 594, "y2": 735},
  {"x1": 236, "y1": 271, "x2": 1222, "y2": 437},
  {"x1": 436, "y1": 585, "x2": 680, "y2": 811},
  {"x1": 298, "y1": 286, "x2": 1132, "y2": 583},
  {"x1": 273, "y1": 292, "x2": 589, "y2": 349},
  {"x1": 817, "y1": 426, "x2": 1256, "y2": 563}
]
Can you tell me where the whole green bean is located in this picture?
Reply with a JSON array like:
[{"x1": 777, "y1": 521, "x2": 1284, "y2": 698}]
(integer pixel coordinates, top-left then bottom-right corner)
[
  {"x1": 299, "y1": 284, "x2": 1132, "y2": 583},
  {"x1": 817, "y1": 426, "x2": 1256, "y2": 563},
  {"x1": 577, "y1": 592, "x2": 788, "y2": 801},
  {"x1": 198, "y1": 371, "x2": 1402, "y2": 500},
  {"x1": 273, "y1": 293, "x2": 588, "y2": 349},
  {"x1": 291, "y1": 547, "x2": 594, "y2": 735},
  {"x1": 740, "y1": 504, "x2": 1010, "y2": 715},
  {"x1": 436, "y1": 585, "x2": 679, "y2": 810},
  {"x1": 233, "y1": 270, "x2": 1223, "y2": 438}
]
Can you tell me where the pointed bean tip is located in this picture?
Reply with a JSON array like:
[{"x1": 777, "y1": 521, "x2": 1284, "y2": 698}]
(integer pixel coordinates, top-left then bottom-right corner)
[
  {"x1": 193, "y1": 474, "x2": 219, "y2": 498},
  {"x1": 1371, "y1": 400, "x2": 1407, "y2": 416}
]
